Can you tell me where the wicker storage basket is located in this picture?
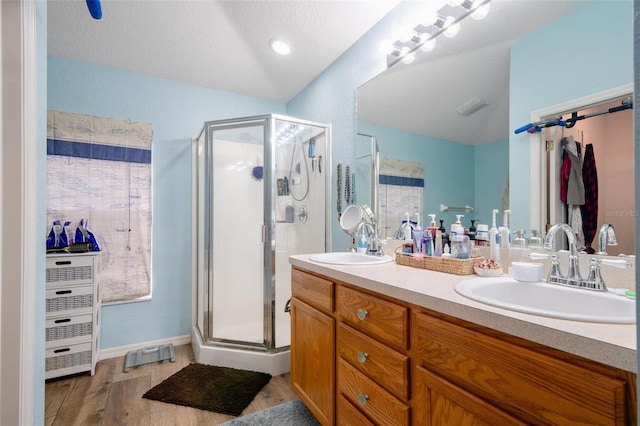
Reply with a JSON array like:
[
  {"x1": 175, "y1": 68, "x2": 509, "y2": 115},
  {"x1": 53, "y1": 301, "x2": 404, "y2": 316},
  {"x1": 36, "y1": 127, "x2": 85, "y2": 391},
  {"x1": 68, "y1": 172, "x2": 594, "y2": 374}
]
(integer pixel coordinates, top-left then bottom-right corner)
[{"x1": 395, "y1": 250, "x2": 482, "y2": 276}]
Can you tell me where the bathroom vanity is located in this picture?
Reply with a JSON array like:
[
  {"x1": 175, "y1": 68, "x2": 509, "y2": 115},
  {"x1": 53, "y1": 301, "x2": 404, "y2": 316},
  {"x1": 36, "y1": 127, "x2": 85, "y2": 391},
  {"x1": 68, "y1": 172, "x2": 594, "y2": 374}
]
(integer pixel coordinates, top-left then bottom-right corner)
[{"x1": 289, "y1": 254, "x2": 637, "y2": 426}]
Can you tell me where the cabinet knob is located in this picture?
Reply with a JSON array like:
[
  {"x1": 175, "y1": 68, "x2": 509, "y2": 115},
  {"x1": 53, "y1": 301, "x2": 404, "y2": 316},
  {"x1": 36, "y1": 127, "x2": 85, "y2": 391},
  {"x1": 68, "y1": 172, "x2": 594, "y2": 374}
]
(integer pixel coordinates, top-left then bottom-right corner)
[
  {"x1": 357, "y1": 351, "x2": 369, "y2": 363},
  {"x1": 358, "y1": 393, "x2": 369, "y2": 405},
  {"x1": 357, "y1": 309, "x2": 368, "y2": 320}
]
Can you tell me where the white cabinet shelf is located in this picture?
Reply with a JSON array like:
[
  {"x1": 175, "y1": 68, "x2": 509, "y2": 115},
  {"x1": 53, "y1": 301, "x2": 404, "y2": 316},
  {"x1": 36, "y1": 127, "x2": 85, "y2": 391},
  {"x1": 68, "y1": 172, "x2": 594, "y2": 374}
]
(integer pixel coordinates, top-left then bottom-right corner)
[{"x1": 45, "y1": 252, "x2": 100, "y2": 379}]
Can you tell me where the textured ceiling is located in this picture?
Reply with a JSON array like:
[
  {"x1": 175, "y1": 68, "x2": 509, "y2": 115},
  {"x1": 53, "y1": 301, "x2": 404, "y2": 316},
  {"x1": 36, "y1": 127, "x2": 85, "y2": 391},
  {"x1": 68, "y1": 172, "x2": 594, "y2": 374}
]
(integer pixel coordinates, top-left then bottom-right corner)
[{"x1": 48, "y1": 0, "x2": 401, "y2": 103}]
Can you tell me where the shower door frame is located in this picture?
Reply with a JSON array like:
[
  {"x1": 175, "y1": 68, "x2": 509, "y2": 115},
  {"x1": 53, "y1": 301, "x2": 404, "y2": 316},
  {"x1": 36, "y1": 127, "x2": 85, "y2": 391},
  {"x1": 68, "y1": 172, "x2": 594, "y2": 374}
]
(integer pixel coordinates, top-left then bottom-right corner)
[{"x1": 194, "y1": 114, "x2": 332, "y2": 352}]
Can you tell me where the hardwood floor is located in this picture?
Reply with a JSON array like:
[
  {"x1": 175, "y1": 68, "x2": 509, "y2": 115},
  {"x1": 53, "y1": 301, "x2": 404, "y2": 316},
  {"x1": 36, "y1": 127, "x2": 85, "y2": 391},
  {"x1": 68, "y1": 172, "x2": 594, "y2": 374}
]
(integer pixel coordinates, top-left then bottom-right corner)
[{"x1": 45, "y1": 344, "x2": 298, "y2": 425}]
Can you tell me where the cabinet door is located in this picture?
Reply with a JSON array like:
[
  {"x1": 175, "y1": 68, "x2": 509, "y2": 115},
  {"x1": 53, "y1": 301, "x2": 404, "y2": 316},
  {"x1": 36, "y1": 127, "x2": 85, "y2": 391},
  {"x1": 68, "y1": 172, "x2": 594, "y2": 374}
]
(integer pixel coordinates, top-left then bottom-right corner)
[
  {"x1": 414, "y1": 365, "x2": 526, "y2": 426},
  {"x1": 291, "y1": 298, "x2": 335, "y2": 426}
]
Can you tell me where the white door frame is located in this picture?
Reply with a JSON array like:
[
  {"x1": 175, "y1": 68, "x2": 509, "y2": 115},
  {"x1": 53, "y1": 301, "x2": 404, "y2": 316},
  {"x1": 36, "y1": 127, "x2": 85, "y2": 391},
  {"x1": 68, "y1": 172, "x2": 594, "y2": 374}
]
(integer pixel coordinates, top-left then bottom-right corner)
[
  {"x1": 1, "y1": 1, "x2": 38, "y2": 424},
  {"x1": 528, "y1": 83, "x2": 634, "y2": 233}
]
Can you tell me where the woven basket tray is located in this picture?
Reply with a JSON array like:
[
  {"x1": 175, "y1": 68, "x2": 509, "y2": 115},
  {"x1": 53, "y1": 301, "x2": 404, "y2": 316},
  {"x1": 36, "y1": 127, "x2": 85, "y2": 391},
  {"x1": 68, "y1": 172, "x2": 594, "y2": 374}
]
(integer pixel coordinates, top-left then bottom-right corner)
[{"x1": 395, "y1": 250, "x2": 483, "y2": 276}]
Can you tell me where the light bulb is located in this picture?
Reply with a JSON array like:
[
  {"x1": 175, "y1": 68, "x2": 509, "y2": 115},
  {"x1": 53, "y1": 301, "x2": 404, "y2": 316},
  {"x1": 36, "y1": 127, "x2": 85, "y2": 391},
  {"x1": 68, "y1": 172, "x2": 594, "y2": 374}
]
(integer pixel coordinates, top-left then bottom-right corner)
[
  {"x1": 422, "y1": 11, "x2": 439, "y2": 27},
  {"x1": 443, "y1": 17, "x2": 460, "y2": 38},
  {"x1": 471, "y1": 3, "x2": 490, "y2": 20},
  {"x1": 420, "y1": 38, "x2": 436, "y2": 52},
  {"x1": 402, "y1": 52, "x2": 416, "y2": 65}
]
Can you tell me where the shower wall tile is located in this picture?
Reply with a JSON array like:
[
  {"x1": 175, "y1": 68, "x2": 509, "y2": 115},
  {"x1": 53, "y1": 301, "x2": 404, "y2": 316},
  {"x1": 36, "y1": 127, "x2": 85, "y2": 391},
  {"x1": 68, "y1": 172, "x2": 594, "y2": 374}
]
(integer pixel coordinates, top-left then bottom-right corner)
[{"x1": 377, "y1": 157, "x2": 424, "y2": 240}]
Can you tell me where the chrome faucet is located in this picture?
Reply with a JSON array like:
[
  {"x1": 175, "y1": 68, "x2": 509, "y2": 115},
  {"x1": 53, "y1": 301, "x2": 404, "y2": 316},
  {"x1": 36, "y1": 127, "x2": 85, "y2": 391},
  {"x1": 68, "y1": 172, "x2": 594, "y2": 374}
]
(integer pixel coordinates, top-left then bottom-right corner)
[
  {"x1": 544, "y1": 223, "x2": 583, "y2": 287},
  {"x1": 596, "y1": 223, "x2": 618, "y2": 255},
  {"x1": 356, "y1": 222, "x2": 384, "y2": 256}
]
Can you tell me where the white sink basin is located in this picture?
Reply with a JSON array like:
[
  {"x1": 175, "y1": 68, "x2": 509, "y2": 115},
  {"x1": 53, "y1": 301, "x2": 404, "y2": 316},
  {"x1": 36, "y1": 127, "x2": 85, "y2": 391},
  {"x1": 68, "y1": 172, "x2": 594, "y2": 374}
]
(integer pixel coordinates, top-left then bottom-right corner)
[
  {"x1": 455, "y1": 277, "x2": 636, "y2": 324},
  {"x1": 309, "y1": 252, "x2": 394, "y2": 265}
]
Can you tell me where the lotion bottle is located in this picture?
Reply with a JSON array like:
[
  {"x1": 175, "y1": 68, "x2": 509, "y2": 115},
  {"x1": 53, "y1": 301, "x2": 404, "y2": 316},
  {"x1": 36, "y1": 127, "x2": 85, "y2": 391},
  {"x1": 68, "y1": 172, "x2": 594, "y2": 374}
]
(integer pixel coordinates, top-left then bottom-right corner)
[
  {"x1": 499, "y1": 209, "x2": 511, "y2": 248},
  {"x1": 490, "y1": 209, "x2": 500, "y2": 262},
  {"x1": 427, "y1": 214, "x2": 438, "y2": 240}
]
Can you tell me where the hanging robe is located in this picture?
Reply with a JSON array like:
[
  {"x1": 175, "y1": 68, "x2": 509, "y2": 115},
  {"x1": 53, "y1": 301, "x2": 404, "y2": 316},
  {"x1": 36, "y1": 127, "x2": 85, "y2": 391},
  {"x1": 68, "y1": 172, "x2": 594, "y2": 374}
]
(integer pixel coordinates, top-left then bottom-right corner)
[
  {"x1": 580, "y1": 143, "x2": 598, "y2": 253},
  {"x1": 561, "y1": 136, "x2": 585, "y2": 250}
]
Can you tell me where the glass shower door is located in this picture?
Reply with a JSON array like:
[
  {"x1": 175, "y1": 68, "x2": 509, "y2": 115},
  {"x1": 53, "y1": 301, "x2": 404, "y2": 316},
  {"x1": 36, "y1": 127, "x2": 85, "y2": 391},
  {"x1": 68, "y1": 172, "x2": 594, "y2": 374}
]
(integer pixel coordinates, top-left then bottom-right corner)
[{"x1": 208, "y1": 119, "x2": 266, "y2": 346}]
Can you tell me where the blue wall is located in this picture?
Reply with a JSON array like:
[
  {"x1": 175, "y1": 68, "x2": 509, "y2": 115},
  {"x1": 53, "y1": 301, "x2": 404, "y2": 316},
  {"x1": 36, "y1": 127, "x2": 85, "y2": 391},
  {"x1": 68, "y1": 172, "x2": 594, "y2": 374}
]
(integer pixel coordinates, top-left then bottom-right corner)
[
  {"x1": 509, "y1": 0, "x2": 633, "y2": 232},
  {"x1": 358, "y1": 121, "x2": 482, "y2": 227},
  {"x1": 48, "y1": 57, "x2": 285, "y2": 350},
  {"x1": 474, "y1": 139, "x2": 509, "y2": 225}
]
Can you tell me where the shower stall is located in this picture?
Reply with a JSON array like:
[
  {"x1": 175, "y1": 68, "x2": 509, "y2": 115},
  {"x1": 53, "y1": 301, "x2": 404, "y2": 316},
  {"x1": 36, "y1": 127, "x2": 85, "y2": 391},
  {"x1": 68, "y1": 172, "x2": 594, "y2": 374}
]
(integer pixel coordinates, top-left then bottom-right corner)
[{"x1": 192, "y1": 114, "x2": 331, "y2": 375}]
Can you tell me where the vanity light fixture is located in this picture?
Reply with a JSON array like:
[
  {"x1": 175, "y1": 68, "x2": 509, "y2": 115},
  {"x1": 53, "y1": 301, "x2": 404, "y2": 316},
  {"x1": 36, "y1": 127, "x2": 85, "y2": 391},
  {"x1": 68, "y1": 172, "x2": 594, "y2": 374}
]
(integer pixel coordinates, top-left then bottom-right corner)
[
  {"x1": 270, "y1": 38, "x2": 291, "y2": 56},
  {"x1": 386, "y1": 0, "x2": 491, "y2": 68}
]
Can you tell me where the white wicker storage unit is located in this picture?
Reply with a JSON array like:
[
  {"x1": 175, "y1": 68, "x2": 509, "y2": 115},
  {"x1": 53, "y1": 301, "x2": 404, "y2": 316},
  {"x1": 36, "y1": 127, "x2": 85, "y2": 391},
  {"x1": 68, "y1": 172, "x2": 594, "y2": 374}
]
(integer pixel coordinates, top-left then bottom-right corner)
[{"x1": 45, "y1": 252, "x2": 101, "y2": 379}]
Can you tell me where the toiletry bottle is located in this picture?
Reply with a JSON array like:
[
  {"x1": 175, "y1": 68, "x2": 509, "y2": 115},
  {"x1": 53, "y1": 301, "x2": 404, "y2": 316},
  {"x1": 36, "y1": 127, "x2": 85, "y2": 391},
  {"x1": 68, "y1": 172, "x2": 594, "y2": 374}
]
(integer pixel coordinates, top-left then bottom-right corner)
[
  {"x1": 442, "y1": 244, "x2": 452, "y2": 258},
  {"x1": 489, "y1": 209, "x2": 501, "y2": 262},
  {"x1": 357, "y1": 234, "x2": 368, "y2": 254},
  {"x1": 439, "y1": 219, "x2": 449, "y2": 248},
  {"x1": 499, "y1": 209, "x2": 511, "y2": 248},
  {"x1": 413, "y1": 229, "x2": 424, "y2": 255},
  {"x1": 468, "y1": 219, "x2": 477, "y2": 240},
  {"x1": 451, "y1": 233, "x2": 470, "y2": 259},
  {"x1": 434, "y1": 230, "x2": 443, "y2": 256},
  {"x1": 449, "y1": 215, "x2": 464, "y2": 237},
  {"x1": 404, "y1": 212, "x2": 413, "y2": 240},
  {"x1": 475, "y1": 224, "x2": 489, "y2": 243},
  {"x1": 427, "y1": 214, "x2": 438, "y2": 240},
  {"x1": 422, "y1": 231, "x2": 433, "y2": 256}
]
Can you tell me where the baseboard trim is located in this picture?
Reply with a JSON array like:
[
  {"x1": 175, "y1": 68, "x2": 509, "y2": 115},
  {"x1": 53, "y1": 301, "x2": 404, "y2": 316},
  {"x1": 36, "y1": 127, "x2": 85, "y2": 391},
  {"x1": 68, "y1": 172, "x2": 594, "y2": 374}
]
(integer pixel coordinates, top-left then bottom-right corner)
[{"x1": 99, "y1": 335, "x2": 192, "y2": 361}]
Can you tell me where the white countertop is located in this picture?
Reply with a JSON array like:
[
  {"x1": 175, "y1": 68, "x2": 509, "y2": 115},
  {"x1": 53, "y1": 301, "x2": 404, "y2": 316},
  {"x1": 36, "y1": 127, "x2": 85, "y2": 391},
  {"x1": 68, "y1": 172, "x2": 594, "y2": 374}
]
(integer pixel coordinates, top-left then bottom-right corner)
[{"x1": 290, "y1": 254, "x2": 637, "y2": 373}]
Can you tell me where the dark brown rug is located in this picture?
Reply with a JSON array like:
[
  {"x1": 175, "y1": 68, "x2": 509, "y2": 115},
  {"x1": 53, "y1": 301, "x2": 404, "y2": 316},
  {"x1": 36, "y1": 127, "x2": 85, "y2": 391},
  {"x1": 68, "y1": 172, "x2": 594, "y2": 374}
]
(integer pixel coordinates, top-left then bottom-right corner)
[{"x1": 142, "y1": 363, "x2": 272, "y2": 416}]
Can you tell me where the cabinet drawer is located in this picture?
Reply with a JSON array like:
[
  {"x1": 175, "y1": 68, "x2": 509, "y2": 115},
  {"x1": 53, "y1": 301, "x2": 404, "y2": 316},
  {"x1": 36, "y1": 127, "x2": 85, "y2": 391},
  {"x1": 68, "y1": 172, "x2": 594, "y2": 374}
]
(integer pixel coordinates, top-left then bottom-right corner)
[
  {"x1": 46, "y1": 255, "x2": 95, "y2": 287},
  {"x1": 338, "y1": 394, "x2": 375, "y2": 426},
  {"x1": 338, "y1": 323, "x2": 409, "y2": 401},
  {"x1": 413, "y1": 312, "x2": 627, "y2": 425},
  {"x1": 46, "y1": 314, "x2": 93, "y2": 348},
  {"x1": 45, "y1": 342, "x2": 93, "y2": 378},
  {"x1": 336, "y1": 285, "x2": 408, "y2": 350},
  {"x1": 414, "y1": 365, "x2": 526, "y2": 426},
  {"x1": 338, "y1": 358, "x2": 409, "y2": 426},
  {"x1": 292, "y1": 268, "x2": 334, "y2": 314},
  {"x1": 46, "y1": 285, "x2": 94, "y2": 316}
]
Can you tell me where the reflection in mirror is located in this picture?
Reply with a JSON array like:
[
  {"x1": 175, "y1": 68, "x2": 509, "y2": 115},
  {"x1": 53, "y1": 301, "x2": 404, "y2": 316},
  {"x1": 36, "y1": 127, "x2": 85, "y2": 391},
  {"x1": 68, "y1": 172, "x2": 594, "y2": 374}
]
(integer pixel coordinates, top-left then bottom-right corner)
[{"x1": 356, "y1": 0, "x2": 634, "y2": 253}]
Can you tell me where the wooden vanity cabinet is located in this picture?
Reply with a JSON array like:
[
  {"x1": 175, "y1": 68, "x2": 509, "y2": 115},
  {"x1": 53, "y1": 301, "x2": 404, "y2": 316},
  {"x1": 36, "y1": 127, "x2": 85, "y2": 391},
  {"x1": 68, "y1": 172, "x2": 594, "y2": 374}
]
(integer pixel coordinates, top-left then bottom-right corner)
[
  {"x1": 291, "y1": 266, "x2": 637, "y2": 426},
  {"x1": 412, "y1": 311, "x2": 634, "y2": 426},
  {"x1": 290, "y1": 268, "x2": 335, "y2": 425}
]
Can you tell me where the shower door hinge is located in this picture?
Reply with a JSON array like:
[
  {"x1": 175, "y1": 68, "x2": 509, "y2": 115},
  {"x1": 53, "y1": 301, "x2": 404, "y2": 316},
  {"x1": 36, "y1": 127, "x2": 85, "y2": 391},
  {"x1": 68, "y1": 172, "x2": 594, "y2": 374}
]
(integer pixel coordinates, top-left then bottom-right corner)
[{"x1": 546, "y1": 140, "x2": 554, "y2": 151}]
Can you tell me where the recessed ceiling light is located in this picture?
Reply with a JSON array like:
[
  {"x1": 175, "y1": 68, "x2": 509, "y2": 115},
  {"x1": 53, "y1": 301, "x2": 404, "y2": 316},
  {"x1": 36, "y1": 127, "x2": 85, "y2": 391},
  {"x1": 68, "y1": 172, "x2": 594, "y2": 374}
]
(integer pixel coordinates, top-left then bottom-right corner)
[{"x1": 270, "y1": 39, "x2": 291, "y2": 56}]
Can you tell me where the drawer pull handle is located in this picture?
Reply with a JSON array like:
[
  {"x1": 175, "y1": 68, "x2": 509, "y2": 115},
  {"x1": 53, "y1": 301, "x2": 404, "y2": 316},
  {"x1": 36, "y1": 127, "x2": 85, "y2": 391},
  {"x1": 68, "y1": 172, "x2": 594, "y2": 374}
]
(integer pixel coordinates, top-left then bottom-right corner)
[
  {"x1": 55, "y1": 290, "x2": 73, "y2": 295},
  {"x1": 55, "y1": 261, "x2": 72, "y2": 265},
  {"x1": 357, "y1": 351, "x2": 369, "y2": 363},
  {"x1": 53, "y1": 348, "x2": 71, "y2": 353},
  {"x1": 356, "y1": 309, "x2": 368, "y2": 320},
  {"x1": 358, "y1": 393, "x2": 369, "y2": 405},
  {"x1": 54, "y1": 318, "x2": 71, "y2": 324}
]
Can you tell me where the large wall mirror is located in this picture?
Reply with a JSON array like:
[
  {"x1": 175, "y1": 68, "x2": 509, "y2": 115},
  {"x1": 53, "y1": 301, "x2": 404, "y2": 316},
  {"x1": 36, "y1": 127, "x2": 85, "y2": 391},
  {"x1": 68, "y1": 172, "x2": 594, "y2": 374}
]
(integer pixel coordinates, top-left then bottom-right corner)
[{"x1": 356, "y1": 0, "x2": 634, "y2": 255}]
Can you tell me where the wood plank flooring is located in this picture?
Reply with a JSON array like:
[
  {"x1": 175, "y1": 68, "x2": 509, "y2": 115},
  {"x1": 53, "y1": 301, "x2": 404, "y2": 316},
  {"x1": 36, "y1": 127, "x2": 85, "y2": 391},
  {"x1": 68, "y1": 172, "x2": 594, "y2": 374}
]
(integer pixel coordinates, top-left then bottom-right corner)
[{"x1": 45, "y1": 344, "x2": 298, "y2": 426}]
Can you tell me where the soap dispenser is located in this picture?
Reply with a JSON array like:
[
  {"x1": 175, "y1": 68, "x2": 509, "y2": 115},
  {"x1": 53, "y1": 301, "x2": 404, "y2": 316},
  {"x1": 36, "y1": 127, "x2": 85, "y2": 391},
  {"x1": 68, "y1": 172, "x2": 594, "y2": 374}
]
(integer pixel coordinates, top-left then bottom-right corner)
[
  {"x1": 490, "y1": 209, "x2": 500, "y2": 262},
  {"x1": 427, "y1": 214, "x2": 438, "y2": 240}
]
